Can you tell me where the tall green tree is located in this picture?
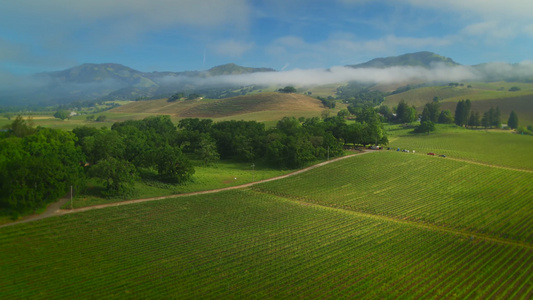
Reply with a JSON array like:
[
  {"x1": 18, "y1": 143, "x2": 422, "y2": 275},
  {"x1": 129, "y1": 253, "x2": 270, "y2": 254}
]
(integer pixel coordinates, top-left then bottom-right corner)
[
  {"x1": 395, "y1": 100, "x2": 416, "y2": 123},
  {"x1": 152, "y1": 145, "x2": 195, "y2": 183},
  {"x1": 454, "y1": 100, "x2": 465, "y2": 126},
  {"x1": 508, "y1": 110, "x2": 519, "y2": 129},
  {"x1": 89, "y1": 157, "x2": 136, "y2": 197}
]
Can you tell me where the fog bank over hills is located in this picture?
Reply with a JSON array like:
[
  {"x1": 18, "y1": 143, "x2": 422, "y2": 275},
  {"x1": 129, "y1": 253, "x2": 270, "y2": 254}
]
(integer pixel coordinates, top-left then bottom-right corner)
[{"x1": 0, "y1": 52, "x2": 532, "y2": 106}]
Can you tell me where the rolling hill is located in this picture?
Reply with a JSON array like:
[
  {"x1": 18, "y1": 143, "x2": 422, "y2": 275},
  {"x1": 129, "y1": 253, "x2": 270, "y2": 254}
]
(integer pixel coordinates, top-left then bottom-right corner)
[
  {"x1": 110, "y1": 92, "x2": 326, "y2": 121},
  {"x1": 383, "y1": 82, "x2": 533, "y2": 126}
]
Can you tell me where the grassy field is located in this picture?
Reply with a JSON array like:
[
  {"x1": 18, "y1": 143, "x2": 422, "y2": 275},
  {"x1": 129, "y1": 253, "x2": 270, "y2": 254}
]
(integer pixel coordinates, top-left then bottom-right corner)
[
  {"x1": 65, "y1": 160, "x2": 292, "y2": 209},
  {"x1": 386, "y1": 124, "x2": 533, "y2": 170}
]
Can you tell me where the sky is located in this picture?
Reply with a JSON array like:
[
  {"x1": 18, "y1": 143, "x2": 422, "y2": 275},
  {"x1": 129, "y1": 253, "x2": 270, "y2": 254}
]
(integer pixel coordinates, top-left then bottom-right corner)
[{"x1": 1, "y1": 0, "x2": 533, "y2": 75}]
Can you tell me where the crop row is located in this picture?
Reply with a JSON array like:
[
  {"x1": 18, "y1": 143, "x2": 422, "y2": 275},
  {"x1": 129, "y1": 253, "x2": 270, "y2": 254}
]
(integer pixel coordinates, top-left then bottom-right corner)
[
  {"x1": 387, "y1": 128, "x2": 533, "y2": 171},
  {"x1": 1, "y1": 189, "x2": 532, "y2": 299},
  {"x1": 254, "y1": 152, "x2": 533, "y2": 243}
]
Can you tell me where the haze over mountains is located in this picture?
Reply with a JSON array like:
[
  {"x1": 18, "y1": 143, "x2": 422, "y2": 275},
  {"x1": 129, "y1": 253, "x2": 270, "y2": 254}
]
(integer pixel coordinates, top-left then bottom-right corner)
[{"x1": 1, "y1": 52, "x2": 532, "y2": 107}]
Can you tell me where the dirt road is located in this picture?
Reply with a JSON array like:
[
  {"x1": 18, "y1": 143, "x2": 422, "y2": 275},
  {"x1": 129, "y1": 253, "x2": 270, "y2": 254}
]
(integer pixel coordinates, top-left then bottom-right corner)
[{"x1": 1, "y1": 151, "x2": 370, "y2": 228}]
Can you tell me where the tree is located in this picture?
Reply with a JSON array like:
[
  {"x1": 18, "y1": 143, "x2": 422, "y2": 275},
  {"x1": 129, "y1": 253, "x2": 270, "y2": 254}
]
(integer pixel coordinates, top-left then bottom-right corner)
[
  {"x1": 278, "y1": 86, "x2": 296, "y2": 93},
  {"x1": 468, "y1": 111, "x2": 481, "y2": 128},
  {"x1": 395, "y1": 100, "x2": 416, "y2": 123},
  {"x1": 492, "y1": 106, "x2": 502, "y2": 128},
  {"x1": 168, "y1": 92, "x2": 184, "y2": 102},
  {"x1": 415, "y1": 121, "x2": 435, "y2": 134},
  {"x1": 2, "y1": 116, "x2": 36, "y2": 138},
  {"x1": 438, "y1": 110, "x2": 453, "y2": 124},
  {"x1": 89, "y1": 157, "x2": 136, "y2": 197},
  {"x1": 96, "y1": 115, "x2": 107, "y2": 122},
  {"x1": 454, "y1": 100, "x2": 464, "y2": 126},
  {"x1": 54, "y1": 110, "x2": 69, "y2": 120},
  {"x1": 152, "y1": 144, "x2": 195, "y2": 183},
  {"x1": 426, "y1": 101, "x2": 440, "y2": 122},
  {"x1": 508, "y1": 111, "x2": 519, "y2": 129},
  {"x1": 337, "y1": 109, "x2": 350, "y2": 119},
  {"x1": 454, "y1": 99, "x2": 470, "y2": 126},
  {"x1": 421, "y1": 106, "x2": 431, "y2": 123},
  {"x1": 195, "y1": 135, "x2": 219, "y2": 166}
]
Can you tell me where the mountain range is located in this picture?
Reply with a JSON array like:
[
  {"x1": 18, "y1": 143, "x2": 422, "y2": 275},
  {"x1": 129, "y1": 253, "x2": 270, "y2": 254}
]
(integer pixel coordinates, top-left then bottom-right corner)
[{"x1": 1, "y1": 52, "x2": 531, "y2": 107}]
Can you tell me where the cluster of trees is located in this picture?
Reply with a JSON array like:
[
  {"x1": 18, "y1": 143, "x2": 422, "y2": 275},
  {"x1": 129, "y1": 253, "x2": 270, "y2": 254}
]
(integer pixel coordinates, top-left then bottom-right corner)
[
  {"x1": 454, "y1": 99, "x2": 504, "y2": 128},
  {"x1": 336, "y1": 83, "x2": 386, "y2": 109},
  {"x1": 278, "y1": 86, "x2": 297, "y2": 93},
  {"x1": 317, "y1": 96, "x2": 336, "y2": 109},
  {"x1": 0, "y1": 117, "x2": 84, "y2": 217},
  {"x1": 1, "y1": 112, "x2": 388, "y2": 216},
  {"x1": 167, "y1": 92, "x2": 203, "y2": 102}
]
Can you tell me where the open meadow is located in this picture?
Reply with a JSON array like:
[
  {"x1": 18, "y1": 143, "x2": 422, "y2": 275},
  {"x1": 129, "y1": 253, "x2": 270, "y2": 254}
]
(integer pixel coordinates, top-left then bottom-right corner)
[{"x1": 1, "y1": 125, "x2": 532, "y2": 298}]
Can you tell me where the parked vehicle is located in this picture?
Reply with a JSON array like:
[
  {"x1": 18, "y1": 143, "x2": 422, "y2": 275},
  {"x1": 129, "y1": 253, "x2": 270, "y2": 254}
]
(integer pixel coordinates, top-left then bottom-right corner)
[{"x1": 427, "y1": 152, "x2": 435, "y2": 156}]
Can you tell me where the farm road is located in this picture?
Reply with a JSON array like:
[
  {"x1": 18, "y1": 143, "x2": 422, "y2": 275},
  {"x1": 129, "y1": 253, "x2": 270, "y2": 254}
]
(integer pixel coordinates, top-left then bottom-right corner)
[{"x1": 1, "y1": 151, "x2": 371, "y2": 228}]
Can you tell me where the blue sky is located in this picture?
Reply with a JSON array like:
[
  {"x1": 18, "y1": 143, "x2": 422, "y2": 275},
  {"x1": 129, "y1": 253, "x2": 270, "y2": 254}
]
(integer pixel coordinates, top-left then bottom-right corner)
[{"x1": 1, "y1": 0, "x2": 533, "y2": 75}]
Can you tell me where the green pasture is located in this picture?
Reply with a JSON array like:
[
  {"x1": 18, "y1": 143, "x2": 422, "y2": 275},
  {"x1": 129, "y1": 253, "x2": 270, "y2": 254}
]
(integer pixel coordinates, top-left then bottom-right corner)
[
  {"x1": 2, "y1": 189, "x2": 531, "y2": 299},
  {"x1": 64, "y1": 160, "x2": 292, "y2": 209},
  {"x1": 386, "y1": 124, "x2": 533, "y2": 170},
  {"x1": 384, "y1": 82, "x2": 533, "y2": 126},
  {"x1": 254, "y1": 151, "x2": 533, "y2": 242}
]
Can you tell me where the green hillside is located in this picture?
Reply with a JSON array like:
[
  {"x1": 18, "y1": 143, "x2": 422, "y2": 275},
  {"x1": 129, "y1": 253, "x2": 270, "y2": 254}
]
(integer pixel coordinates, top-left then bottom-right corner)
[{"x1": 384, "y1": 82, "x2": 533, "y2": 126}]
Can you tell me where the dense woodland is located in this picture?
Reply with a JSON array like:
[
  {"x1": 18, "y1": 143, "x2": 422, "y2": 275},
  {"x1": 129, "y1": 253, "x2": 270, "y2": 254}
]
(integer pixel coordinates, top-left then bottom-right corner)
[{"x1": 0, "y1": 109, "x2": 387, "y2": 216}]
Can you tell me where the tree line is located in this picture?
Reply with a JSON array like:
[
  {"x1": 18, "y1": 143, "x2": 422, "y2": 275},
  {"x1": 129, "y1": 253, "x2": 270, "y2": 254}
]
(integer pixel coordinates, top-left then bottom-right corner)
[{"x1": 1, "y1": 112, "x2": 388, "y2": 217}]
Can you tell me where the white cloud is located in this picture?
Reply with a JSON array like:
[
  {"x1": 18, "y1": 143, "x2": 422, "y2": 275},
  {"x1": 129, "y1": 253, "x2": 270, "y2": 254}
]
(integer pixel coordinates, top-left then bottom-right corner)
[
  {"x1": 404, "y1": 0, "x2": 533, "y2": 21},
  {"x1": 4, "y1": 0, "x2": 250, "y2": 28}
]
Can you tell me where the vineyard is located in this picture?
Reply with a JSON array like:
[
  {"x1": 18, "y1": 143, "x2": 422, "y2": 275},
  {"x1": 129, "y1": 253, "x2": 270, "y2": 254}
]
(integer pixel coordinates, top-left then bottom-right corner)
[
  {"x1": 2, "y1": 128, "x2": 533, "y2": 298},
  {"x1": 387, "y1": 124, "x2": 533, "y2": 171},
  {"x1": 1, "y1": 189, "x2": 532, "y2": 299},
  {"x1": 253, "y1": 152, "x2": 533, "y2": 243}
]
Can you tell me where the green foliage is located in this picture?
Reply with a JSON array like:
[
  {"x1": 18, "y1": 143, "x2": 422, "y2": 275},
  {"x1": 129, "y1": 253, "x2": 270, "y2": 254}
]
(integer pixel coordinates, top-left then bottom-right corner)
[
  {"x1": 414, "y1": 120, "x2": 435, "y2": 134},
  {"x1": 167, "y1": 92, "x2": 184, "y2": 102},
  {"x1": 152, "y1": 145, "x2": 195, "y2": 183},
  {"x1": 508, "y1": 86, "x2": 521, "y2": 91},
  {"x1": 2, "y1": 116, "x2": 36, "y2": 138},
  {"x1": 438, "y1": 109, "x2": 454, "y2": 124},
  {"x1": 395, "y1": 100, "x2": 416, "y2": 123},
  {"x1": 454, "y1": 99, "x2": 471, "y2": 126},
  {"x1": 316, "y1": 96, "x2": 336, "y2": 109},
  {"x1": 195, "y1": 135, "x2": 220, "y2": 166},
  {"x1": 0, "y1": 128, "x2": 85, "y2": 213},
  {"x1": 507, "y1": 110, "x2": 519, "y2": 129},
  {"x1": 89, "y1": 157, "x2": 136, "y2": 197},
  {"x1": 278, "y1": 86, "x2": 296, "y2": 93},
  {"x1": 53, "y1": 110, "x2": 69, "y2": 120},
  {"x1": 95, "y1": 115, "x2": 107, "y2": 122}
]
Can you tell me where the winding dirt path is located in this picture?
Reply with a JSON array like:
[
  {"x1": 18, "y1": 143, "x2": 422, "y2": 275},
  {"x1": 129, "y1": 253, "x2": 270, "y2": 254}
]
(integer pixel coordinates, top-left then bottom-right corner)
[{"x1": 1, "y1": 151, "x2": 371, "y2": 228}]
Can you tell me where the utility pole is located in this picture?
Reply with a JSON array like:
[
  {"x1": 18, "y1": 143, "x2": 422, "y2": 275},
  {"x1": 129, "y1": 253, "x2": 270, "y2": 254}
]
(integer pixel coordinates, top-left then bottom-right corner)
[
  {"x1": 251, "y1": 163, "x2": 255, "y2": 182},
  {"x1": 70, "y1": 185, "x2": 73, "y2": 210}
]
